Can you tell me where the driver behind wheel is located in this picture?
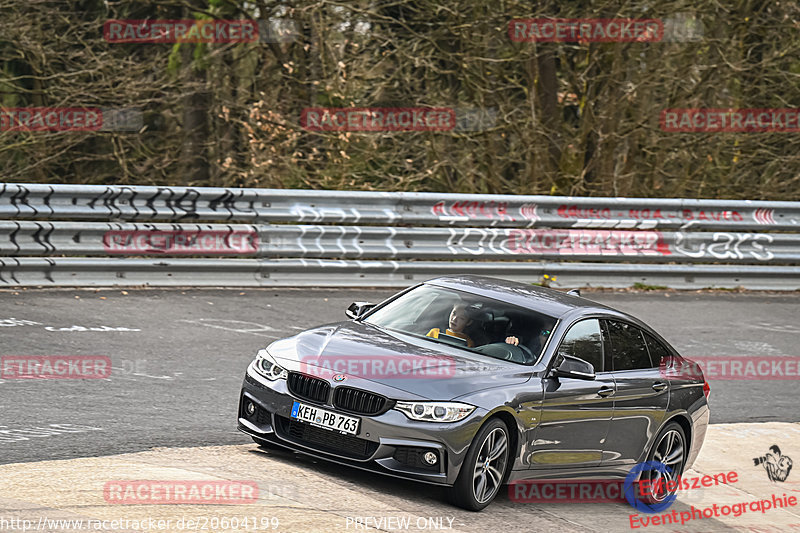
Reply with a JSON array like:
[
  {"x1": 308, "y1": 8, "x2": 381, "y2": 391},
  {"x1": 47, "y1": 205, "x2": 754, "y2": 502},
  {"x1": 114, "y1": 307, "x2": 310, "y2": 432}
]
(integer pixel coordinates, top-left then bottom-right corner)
[
  {"x1": 427, "y1": 303, "x2": 519, "y2": 347},
  {"x1": 427, "y1": 302, "x2": 476, "y2": 346}
]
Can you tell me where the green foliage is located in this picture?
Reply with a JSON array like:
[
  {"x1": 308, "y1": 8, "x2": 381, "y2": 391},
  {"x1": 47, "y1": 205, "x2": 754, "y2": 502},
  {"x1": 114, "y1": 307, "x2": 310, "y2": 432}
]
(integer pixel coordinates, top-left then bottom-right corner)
[{"x1": 167, "y1": 43, "x2": 183, "y2": 76}]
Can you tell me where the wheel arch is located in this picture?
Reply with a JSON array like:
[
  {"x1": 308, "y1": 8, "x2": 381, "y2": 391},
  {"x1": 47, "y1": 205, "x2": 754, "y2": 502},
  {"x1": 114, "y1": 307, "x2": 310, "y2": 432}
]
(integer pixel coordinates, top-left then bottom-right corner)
[
  {"x1": 650, "y1": 413, "x2": 693, "y2": 463},
  {"x1": 480, "y1": 407, "x2": 521, "y2": 482}
]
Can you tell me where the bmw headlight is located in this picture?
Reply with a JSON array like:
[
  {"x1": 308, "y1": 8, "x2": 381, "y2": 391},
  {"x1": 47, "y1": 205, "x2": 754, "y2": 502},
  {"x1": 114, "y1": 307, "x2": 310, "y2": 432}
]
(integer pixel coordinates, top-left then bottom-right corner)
[
  {"x1": 253, "y1": 349, "x2": 288, "y2": 381},
  {"x1": 394, "y1": 401, "x2": 475, "y2": 422}
]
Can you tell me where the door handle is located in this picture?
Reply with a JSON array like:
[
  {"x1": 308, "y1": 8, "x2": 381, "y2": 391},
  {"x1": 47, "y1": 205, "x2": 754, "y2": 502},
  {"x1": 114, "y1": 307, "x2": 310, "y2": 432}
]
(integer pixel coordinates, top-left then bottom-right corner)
[
  {"x1": 597, "y1": 386, "x2": 615, "y2": 398},
  {"x1": 652, "y1": 382, "x2": 668, "y2": 392}
]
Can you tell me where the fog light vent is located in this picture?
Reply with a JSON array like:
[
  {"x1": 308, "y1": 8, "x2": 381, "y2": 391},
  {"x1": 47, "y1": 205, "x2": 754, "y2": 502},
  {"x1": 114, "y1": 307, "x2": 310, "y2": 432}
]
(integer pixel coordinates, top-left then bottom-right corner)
[{"x1": 392, "y1": 446, "x2": 441, "y2": 471}]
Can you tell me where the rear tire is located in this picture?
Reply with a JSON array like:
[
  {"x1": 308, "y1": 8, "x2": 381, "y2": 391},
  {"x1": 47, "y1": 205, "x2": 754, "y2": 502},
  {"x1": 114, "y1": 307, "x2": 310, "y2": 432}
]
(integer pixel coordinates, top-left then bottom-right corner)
[
  {"x1": 639, "y1": 422, "x2": 687, "y2": 504},
  {"x1": 447, "y1": 418, "x2": 510, "y2": 511}
]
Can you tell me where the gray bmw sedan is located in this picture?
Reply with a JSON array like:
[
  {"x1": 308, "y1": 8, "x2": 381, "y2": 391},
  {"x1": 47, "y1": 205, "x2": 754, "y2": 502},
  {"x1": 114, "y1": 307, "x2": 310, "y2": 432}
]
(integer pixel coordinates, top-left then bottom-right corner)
[{"x1": 238, "y1": 275, "x2": 710, "y2": 510}]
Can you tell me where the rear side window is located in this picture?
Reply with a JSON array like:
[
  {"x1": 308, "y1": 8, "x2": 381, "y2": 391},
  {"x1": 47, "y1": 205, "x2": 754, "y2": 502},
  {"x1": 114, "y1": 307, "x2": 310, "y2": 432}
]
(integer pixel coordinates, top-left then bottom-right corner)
[
  {"x1": 557, "y1": 319, "x2": 604, "y2": 373},
  {"x1": 605, "y1": 320, "x2": 654, "y2": 371},
  {"x1": 643, "y1": 332, "x2": 672, "y2": 365}
]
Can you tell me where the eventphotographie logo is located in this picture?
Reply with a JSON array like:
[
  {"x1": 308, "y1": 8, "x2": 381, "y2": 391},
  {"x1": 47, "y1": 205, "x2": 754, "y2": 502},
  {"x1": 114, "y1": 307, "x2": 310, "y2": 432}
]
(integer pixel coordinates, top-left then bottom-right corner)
[{"x1": 754, "y1": 445, "x2": 793, "y2": 482}]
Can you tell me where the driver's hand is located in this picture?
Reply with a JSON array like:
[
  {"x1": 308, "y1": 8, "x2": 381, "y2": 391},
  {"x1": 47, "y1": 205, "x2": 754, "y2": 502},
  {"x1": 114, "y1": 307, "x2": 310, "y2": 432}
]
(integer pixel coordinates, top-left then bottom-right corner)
[{"x1": 505, "y1": 336, "x2": 519, "y2": 346}]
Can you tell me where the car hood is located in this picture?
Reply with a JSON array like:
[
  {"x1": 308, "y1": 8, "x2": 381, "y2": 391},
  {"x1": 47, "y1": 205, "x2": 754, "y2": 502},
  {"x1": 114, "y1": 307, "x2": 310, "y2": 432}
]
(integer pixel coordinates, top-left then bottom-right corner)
[{"x1": 265, "y1": 320, "x2": 534, "y2": 401}]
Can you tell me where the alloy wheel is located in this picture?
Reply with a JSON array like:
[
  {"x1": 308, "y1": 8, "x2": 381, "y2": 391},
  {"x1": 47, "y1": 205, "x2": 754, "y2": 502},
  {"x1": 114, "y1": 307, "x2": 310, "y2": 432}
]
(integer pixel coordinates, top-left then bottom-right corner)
[
  {"x1": 472, "y1": 427, "x2": 509, "y2": 504},
  {"x1": 645, "y1": 428, "x2": 686, "y2": 502}
]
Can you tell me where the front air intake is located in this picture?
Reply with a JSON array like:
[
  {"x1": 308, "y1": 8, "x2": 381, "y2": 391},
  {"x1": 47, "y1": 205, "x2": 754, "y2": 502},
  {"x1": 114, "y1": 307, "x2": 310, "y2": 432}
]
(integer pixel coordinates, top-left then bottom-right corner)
[{"x1": 287, "y1": 372, "x2": 330, "y2": 403}]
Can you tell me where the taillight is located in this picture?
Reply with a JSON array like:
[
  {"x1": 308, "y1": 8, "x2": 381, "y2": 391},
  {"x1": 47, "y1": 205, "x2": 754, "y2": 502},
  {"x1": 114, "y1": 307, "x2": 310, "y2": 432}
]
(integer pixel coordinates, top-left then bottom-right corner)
[{"x1": 703, "y1": 380, "x2": 710, "y2": 399}]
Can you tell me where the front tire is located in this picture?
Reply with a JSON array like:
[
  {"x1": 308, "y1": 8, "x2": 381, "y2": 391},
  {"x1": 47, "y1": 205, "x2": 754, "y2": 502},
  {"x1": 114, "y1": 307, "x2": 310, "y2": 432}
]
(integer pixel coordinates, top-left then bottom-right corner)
[{"x1": 447, "y1": 418, "x2": 510, "y2": 511}]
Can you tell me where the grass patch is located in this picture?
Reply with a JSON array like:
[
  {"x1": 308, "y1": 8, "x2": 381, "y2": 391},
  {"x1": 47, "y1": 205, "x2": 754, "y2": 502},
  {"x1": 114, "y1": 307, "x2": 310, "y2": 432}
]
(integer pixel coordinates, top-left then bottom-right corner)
[{"x1": 632, "y1": 282, "x2": 669, "y2": 291}]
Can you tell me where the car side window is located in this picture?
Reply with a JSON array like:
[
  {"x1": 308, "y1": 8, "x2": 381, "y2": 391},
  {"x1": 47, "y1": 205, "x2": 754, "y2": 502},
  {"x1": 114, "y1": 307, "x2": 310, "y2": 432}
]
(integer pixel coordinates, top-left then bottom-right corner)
[
  {"x1": 643, "y1": 332, "x2": 671, "y2": 366},
  {"x1": 557, "y1": 319, "x2": 603, "y2": 373},
  {"x1": 604, "y1": 320, "x2": 654, "y2": 371}
]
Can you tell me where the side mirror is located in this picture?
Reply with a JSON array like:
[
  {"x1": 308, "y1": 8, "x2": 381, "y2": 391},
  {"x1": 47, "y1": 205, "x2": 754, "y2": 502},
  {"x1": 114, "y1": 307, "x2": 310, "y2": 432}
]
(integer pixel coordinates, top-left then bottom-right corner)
[
  {"x1": 346, "y1": 301, "x2": 375, "y2": 320},
  {"x1": 552, "y1": 354, "x2": 596, "y2": 380},
  {"x1": 567, "y1": 289, "x2": 581, "y2": 296}
]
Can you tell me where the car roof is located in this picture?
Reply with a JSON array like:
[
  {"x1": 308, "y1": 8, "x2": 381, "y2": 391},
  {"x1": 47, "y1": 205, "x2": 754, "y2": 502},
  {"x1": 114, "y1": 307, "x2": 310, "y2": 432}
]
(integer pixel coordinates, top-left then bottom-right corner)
[{"x1": 424, "y1": 275, "x2": 619, "y2": 319}]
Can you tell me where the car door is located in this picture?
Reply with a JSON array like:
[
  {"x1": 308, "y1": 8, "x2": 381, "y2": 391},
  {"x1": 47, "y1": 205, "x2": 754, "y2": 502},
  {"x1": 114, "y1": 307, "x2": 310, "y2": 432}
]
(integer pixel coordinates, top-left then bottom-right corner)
[
  {"x1": 531, "y1": 318, "x2": 616, "y2": 469},
  {"x1": 602, "y1": 319, "x2": 670, "y2": 466}
]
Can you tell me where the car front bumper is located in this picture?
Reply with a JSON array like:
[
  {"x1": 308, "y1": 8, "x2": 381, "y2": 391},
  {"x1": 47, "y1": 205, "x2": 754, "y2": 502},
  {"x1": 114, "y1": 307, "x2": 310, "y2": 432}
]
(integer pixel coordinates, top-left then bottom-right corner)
[{"x1": 237, "y1": 365, "x2": 486, "y2": 486}]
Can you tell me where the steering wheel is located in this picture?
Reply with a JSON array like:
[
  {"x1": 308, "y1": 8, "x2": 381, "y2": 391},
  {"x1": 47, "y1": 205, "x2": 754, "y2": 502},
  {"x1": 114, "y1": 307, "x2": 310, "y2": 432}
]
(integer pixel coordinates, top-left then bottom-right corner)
[
  {"x1": 474, "y1": 342, "x2": 533, "y2": 364},
  {"x1": 501, "y1": 343, "x2": 534, "y2": 363},
  {"x1": 517, "y1": 343, "x2": 535, "y2": 363}
]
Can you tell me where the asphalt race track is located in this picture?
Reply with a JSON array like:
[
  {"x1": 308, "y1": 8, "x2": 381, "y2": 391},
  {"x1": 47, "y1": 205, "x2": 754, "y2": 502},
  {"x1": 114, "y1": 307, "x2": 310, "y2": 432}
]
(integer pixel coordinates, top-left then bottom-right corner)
[
  {"x1": 0, "y1": 288, "x2": 798, "y2": 466},
  {"x1": 1, "y1": 288, "x2": 800, "y2": 533}
]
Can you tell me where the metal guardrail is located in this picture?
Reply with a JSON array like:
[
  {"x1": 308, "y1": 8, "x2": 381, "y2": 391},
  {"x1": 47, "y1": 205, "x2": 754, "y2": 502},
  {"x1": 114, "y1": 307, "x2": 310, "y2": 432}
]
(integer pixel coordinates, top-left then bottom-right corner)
[
  {"x1": 2, "y1": 183, "x2": 799, "y2": 230},
  {"x1": 1, "y1": 183, "x2": 799, "y2": 289},
  {"x1": 1, "y1": 221, "x2": 796, "y2": 263}
]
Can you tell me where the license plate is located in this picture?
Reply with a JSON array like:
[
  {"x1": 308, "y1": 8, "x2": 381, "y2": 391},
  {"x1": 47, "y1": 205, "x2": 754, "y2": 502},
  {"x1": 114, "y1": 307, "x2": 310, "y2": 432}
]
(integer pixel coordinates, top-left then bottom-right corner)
[{"x1": 291, "y1": 401, "x2": 360, "y2": 435}]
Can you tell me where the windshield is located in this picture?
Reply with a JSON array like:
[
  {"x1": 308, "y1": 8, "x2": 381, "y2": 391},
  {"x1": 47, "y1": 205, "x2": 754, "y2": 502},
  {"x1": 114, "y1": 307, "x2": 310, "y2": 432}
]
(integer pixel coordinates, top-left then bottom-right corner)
[{"x1": 364, "y1": 285, "x2": 558, "y2": 365}]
